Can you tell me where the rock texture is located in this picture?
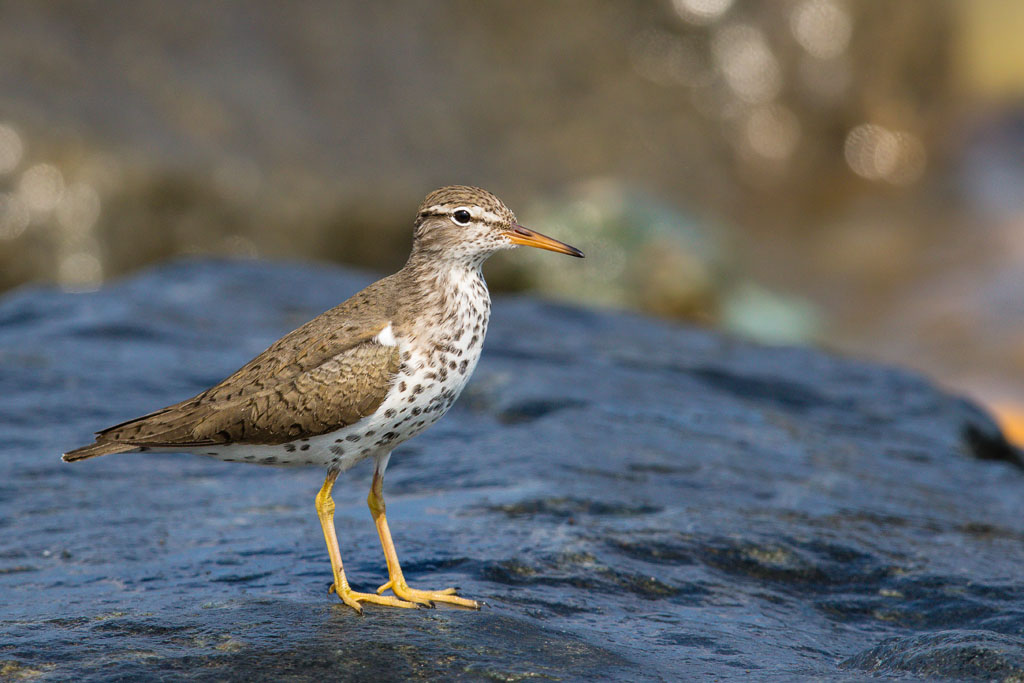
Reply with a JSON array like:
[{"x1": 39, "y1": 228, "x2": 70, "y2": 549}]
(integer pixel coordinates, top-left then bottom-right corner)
[{"x1": 1, "y1": 259, "x2": 1022, "y2": 681}]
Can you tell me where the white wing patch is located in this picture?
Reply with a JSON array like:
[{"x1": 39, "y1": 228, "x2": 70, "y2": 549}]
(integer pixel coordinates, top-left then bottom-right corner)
[{"x1": 374, "y1": 323, "x2": 397, "y2": 347}]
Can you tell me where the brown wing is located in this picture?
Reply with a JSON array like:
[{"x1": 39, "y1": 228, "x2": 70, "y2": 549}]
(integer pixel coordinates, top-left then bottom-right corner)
[
  {"x1": 100, "y1": 339, "x2": 399, "y2": 448},
  {"x1": 78, "y1": 275, "x2": 403, "y2": 451}
]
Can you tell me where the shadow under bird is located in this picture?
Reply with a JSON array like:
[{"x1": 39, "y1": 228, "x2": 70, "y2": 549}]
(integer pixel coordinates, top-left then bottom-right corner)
[{"x1": 63, "y1": 186, "x2": 584, "y2": 612}]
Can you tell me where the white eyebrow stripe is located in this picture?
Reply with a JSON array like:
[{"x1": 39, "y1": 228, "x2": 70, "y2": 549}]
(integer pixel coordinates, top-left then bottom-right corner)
[
  {"x1": 475, "y1": 209, "x2": 502, "y2": 223},
  {"x1": 424, "y1": 205, "x2": 504, "y2": 224}
]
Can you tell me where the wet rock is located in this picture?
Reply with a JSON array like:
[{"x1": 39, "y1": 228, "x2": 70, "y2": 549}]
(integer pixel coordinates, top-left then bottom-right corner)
[
  {"x1": 843, "y1": 631, "x2": 1024, "y2": 680},
  {"x1": 1, "y1": 259, "x2": 1022, "y2": 680}
]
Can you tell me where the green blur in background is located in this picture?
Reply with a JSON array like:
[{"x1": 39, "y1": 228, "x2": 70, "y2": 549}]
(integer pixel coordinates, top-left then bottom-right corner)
[{"x1": 0, "y1": 0, "x2": 1022, "y2": 440}]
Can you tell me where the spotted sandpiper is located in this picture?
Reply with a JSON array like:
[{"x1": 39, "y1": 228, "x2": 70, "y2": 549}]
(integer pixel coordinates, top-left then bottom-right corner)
[{"x1": 63, "y1": 186, "x2": 583, "y2": 612}]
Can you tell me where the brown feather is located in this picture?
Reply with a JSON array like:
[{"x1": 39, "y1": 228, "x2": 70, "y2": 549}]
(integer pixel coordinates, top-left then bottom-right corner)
[
  {"x1": 64, "y1": 273, "x2": 404, "y2": 457},
  {"x1": 63, "y1": 441, "x2": 137, "y2": 462}
]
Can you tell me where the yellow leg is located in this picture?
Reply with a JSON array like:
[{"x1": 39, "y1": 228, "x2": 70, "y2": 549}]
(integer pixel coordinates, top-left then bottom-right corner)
[
  {"x1": 315, "y1": 468, "x2": 418, "y2": 613},
  {"x1": 368, "y1": 466, "x2": 480, "y2": 609}
]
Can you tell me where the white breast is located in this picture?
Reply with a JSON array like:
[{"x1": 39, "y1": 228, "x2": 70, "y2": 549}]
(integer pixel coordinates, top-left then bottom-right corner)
[{"x1": 199, "y1": 265, "x2": 491, "y2": 470}]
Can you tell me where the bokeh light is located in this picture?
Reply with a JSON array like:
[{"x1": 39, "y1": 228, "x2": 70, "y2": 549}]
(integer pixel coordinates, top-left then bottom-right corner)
[
  {"x1": 0, "y1": 123, "x2": 24, "y2": 175},
  {"x1": 790, "y1": 0, "x2": 853, "y2": 59},
  {"x1": 711, "y1": 24, "x2": 782, "y2": 103},
  {"x1": 0, "y1": 192, "x2": 30, "y2": 240},
  {"x1": 844, "y1": 123, "x2": 927, "y2": 185},
  {"x1": 672, "y1": 0, "x2": 735, "y2": 26},
  {"x1": 18, "y1": 163, "x2": 65, "y2": 213}
]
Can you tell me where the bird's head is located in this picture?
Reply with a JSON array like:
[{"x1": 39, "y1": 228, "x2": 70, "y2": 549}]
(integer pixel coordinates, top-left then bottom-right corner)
[{"x1": 412, "y1": 185, "x2": 583, "y2": 265}]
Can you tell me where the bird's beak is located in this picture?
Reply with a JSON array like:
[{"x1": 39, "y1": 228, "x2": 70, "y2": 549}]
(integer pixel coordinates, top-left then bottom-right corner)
[{"x1": 503, "y1": 224, "x2": 585, "y2": 258}]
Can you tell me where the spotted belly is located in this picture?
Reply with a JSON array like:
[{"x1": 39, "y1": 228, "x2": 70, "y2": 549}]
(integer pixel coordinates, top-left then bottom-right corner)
[{"x1": 189, "y1": 345, "x2": 480, "y2": 469}]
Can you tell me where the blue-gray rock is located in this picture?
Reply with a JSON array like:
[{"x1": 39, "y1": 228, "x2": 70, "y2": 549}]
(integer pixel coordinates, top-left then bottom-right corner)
[{"x1": 1, "y1": 259, "x2": 1021, "y2": 681}]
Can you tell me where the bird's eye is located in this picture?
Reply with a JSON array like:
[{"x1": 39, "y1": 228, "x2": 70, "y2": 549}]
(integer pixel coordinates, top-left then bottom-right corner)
[{"x1": 452, "y1": 209, "x2": 472, "y2": 226}]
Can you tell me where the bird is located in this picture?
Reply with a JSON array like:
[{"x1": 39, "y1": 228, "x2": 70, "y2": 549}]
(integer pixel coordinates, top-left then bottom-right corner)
[{"x1": 62, "y1": 185, "x2": 584, "y2": 613}]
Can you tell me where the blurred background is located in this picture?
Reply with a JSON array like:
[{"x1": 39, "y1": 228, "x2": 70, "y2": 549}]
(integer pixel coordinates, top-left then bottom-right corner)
[{"x1": 0, "y1": 0, "x2": 1021, "y2": 445}]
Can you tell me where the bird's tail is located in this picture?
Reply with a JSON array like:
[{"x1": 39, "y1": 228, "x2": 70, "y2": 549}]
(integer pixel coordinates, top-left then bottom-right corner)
[{"x1": 62, "y1": 441, "x2": 137, "y2": 462}]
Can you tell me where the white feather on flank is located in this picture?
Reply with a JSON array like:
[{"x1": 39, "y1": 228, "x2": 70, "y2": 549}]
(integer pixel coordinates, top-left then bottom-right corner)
[{"x1": 374, "y1": 323, "x2": 397, "y2": 346}]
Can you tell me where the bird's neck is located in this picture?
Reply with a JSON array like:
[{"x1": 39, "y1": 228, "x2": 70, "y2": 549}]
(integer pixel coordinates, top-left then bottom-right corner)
[
  {"x1": 405, "y1": 245, "x2": 491, "y2": 271},
  {"x1": 400, "y1": 255, "x2": 491, "y2": 336}
]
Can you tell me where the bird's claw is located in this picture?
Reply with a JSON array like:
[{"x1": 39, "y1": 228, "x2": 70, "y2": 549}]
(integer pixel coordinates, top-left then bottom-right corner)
[
  {"x1": 377, "y1": 580, "x2": 479, "y2": 609},
  {"x1": 328, "y1": 582, "x2": 420, "y2": 613}
]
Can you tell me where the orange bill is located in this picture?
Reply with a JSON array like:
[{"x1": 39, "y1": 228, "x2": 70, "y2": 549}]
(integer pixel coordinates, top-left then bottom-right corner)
[{"x1": 504, "y1": 224, "x2": 584, "y2": 258}]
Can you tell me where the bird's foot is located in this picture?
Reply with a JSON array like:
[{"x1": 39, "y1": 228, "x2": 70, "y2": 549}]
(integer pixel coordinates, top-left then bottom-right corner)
[
  {"x1": 376, "y1": 579, "x2": 480, "y2": 609},
  {"x1": 329, "y1": 582, "x2": 420, "y2": 613}
]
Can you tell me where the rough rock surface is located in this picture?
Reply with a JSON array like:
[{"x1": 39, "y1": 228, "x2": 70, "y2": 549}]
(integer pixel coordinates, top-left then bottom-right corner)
[{"x1": 1, "y1": 260, "x2": 1022, "y2": 681}]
